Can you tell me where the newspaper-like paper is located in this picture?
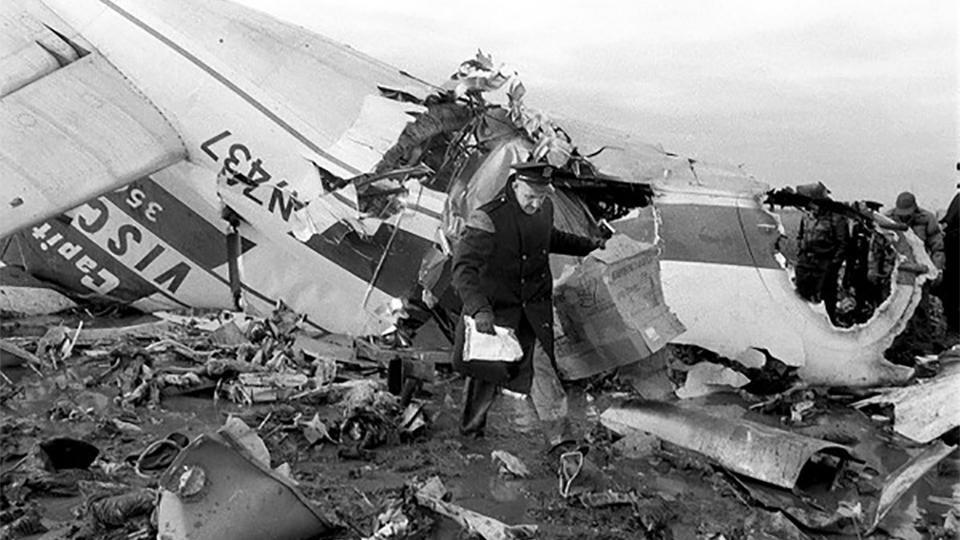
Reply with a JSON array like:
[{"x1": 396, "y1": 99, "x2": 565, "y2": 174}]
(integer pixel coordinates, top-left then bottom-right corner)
[{"x1": 463, "y1": 316, "x2": 523, "y2": 363}]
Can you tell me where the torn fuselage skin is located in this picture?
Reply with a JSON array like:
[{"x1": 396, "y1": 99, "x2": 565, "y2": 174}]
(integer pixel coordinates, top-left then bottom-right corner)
[{"x1": 609, "y1": 179, "x2": 930, "y2": 388}]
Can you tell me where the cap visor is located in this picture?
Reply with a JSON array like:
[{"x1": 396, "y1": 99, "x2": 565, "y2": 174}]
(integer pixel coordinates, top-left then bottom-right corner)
[{"x1": 516, "y1": 178, "x2": 554, "y2": 191}]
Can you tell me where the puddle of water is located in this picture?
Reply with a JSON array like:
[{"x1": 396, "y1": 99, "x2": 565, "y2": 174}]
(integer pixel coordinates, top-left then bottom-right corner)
[
  {"x1": 881, "y1": 493, "x2": 924, "y2": 540},
  {"x1": 446, "y1": 458, "x2": 535, "y2": 525},
  {"x1": 878, "y1": 448, "x2": 959, "y2": 538},
  {"x1": 652, "y1": 475, "x2": 692, "y2": 500}
]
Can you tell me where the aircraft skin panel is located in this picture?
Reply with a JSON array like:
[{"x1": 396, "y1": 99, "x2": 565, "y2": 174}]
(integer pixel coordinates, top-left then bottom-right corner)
[
  {"x1": 44, "y1": 0, "x2": 428, "y2": 186},
  {"x1": 9, "y1": 196, "x2": 233, "y2": 310},
  {"x1": 660, "y1": 260, "x2": 805, "y2": 365},
  {"x1": 220, "y1": 183, "x2": 394, "y2": 335},
  {"x1": 31, "y1": 0, "x2": 442, "y2": 332},
  {"x1": 43, "y1": 0, "x2": 358, "y2": 212},
  {"x1": 611, "y1": 186, "x2": 927, "y2": 387},
  {"x1": 0, "y1": 42, "x2": 60, "y2": 97},
  {"x1": 660, "y1": 260, "x2": 915, "y2": 387},
  {"x1": 95, "y1": 0, "x2": 420, "y2": 148},
  {"x1": 0, "y1": 52, "x2": 186, "y2": 237},
  {"x1": 326, "y1": 95, "x2": 427, "y2": 172},
  {"x1": 69, "y1": 197, "x2": 236, "y2": 308},
  {"x1": 557, "y1": 117, "x2": 769, "y2": 197},
  {"x1": 655, "y1": 198, "x2": 781, "y2": 269},
  {"x1": 1, "y1": 0, "x2": 84, "y2": 67},
  {"x1": 642, "y1": 188, "x2": 930, "y2": 387},
  {"x1": 2, "y1": 159, "x2": 242, "y2": 314}
]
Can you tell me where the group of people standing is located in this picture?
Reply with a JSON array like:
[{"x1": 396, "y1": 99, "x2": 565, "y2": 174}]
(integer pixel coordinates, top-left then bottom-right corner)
[{"x1": 795, "y1": 182, "x2": 958, "y2": 334}]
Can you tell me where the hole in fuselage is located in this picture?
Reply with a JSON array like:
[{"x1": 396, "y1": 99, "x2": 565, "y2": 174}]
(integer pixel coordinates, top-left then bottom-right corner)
[{"x1": 770, "y1": 202, "x2": 896, "y2": 328}]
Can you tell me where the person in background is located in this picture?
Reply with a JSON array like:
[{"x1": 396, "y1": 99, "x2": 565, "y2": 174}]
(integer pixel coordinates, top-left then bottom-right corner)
[
  {"x1": 938, "y1": 184, "x2": 959, "y2": 333},
  {"x1": 450, "y1": 161, "x2": 603, "y2": 442},
  {"x1": 886, "y1": 191, "x2": 945, "y2": 272},
  {"x1": 794, "y1": 182, "x2": 849, "y2": 323},
  {"x1": 883, "y1": 190, "x2": 950, "y2": 362}
]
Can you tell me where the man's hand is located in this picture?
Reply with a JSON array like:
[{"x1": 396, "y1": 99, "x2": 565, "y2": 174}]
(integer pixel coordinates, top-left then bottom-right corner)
[
  {"x1": 590, "y1": 237, "x2": 607, "y2": 251},
  {"x1": 474, "y1": 310, "x2": 496, "y2": 335}
]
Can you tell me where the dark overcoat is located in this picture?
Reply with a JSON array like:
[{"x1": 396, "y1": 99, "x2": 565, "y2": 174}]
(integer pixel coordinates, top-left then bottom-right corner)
[{"x1": 450, "y1": 183, "x2": 596, "y2": 392}]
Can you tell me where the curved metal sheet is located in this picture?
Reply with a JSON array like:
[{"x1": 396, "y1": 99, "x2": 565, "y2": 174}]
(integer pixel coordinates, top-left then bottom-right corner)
[
  {"x1": 600, "y1": 400, "x2": 853, "y2": 489},
  {"x1": 852, "y1": 364, "x2": 960, "y2": 443},
  {"x1": 157, "y1": 433, "x2": 333, "y2": 540},
  {"x1": 557, "y1": 116, "x2": 768, "y2": 197}
]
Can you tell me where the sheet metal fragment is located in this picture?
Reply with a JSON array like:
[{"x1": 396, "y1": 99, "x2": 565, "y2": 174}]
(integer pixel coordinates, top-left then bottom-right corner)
[
  {"x1": 156, "y1": 432, "x2": 333, "y2": 540},
  {"x1": 730, "y1": 440, "x2": 956, "y2": 535},
  {"x1": 870, "y1": 440, "x2": 956, "y2": 530},
  {"x1": 674, "y1": 362, "x2": 749, "y2": 399},
  {"x1": 600, "y1": 400, "x2": 853, "y2": 489},
  {"x1": 851, "y1": 365, "x2": 960, "y2": 443},
  {"x1": 414, "y1": 476, "x2": 537, "y2": 540}
]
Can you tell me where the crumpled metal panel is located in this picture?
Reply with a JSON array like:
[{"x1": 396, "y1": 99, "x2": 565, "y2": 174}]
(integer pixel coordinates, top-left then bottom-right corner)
[
  {"x1": 616, "y1": 191, "x2": 927, "y2": 388},
  {"x1": 600, "y1": 400, "x2": 853, "y2": 489},
  {"x1": 852, "y1": 363, "x2": 960, "y2": 443},
  {"x1": 730, "y1": 440, "x2": 956, "y2": 535},
  {"x1": 157, "y1": 433, "x2": 333, "y2": 540},
  {"x1": 558, "y1": 116, "x2": 767, "y2": 196},
  {"x1": 0, "y1": 52, "x2": 185, "y2": 236}
]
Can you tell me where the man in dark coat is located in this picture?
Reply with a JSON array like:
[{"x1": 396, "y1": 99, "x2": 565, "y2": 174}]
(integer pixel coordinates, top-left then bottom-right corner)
[
  {"x1": 794, "y1": 182, "x2": 849, "y2": 323},
  {"x1": 938, "y1": 187, "x2": 958, "y2": 333},
  {"x1": 451, "y1": 161, "x2": 602, "y2": 436}
]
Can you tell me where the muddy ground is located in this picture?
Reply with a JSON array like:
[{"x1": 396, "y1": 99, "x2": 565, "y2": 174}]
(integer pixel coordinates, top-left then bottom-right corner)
[{"x1": 1, "y1": 312, "x2": 957, "y2": 540}]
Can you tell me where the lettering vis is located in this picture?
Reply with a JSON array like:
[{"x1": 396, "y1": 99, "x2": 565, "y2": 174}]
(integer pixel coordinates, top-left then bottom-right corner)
[{"x1": 69, "y1": 200, "x2": 191, "y2": 294}]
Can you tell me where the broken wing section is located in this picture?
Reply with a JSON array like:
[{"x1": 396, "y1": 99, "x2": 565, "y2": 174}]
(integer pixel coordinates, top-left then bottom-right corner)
[{"x1": 0, "y1": 49, "x2": 186, "y2": 236}]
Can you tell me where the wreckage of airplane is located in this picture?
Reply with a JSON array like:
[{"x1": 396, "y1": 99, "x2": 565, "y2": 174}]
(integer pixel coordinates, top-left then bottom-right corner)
[{"x1": 0, "y1": 0, "x2": 938, "y2": 390}]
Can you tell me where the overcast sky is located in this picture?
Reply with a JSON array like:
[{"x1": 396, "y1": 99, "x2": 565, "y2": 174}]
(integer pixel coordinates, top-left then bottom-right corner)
[{"x1": 240, "y1": 0, "x2": 958, "y2": 210}]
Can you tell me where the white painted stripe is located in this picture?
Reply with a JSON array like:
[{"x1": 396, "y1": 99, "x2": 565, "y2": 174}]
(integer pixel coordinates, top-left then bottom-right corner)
[
  {"x1": 661, "y1": 259, "x2": 915, "y2": 387},
  {"x1": 656, "y1": 190, "x2": 763, "y2": 208}
]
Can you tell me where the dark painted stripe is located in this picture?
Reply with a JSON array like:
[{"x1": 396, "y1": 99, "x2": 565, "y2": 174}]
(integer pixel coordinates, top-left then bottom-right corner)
[
  {"x1": 614, "y1": 203, "x2": 781, "y2": 269},
  {"x1": 330, "y1": 191, "x2": 358, "y2": 210},
  {"x1": 5, "y1": 219, "x2": 190, "y2": 308},
  {"x1": 0, "y1": 264, "x2": 65, "y2": 289},
  {"x1": 102, "y1": 182, "x2": 328, "y2": 331},
  {"x1": 98, "y1": 0, "x2": 360, "y2": 176},
  {"x1": 106, "y1": 178, "x2": 256, "y2": 269},
  {"x1": 300, "y1": 221, "x2": 432, "y2": 299},
  {"x1": 660, "y1": 203, "x2": 780, "y2": 268}
]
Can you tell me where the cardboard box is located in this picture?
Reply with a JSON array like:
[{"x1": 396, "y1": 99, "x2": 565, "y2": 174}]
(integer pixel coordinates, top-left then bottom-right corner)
[{"x1": 553, "y1": 235, "x2": 685, "y2": 380}]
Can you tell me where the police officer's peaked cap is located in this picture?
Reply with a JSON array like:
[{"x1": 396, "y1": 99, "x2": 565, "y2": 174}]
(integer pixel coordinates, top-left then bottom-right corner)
[{"x1": 510, "y1": 161, "x2": 557, "y2": 186}]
